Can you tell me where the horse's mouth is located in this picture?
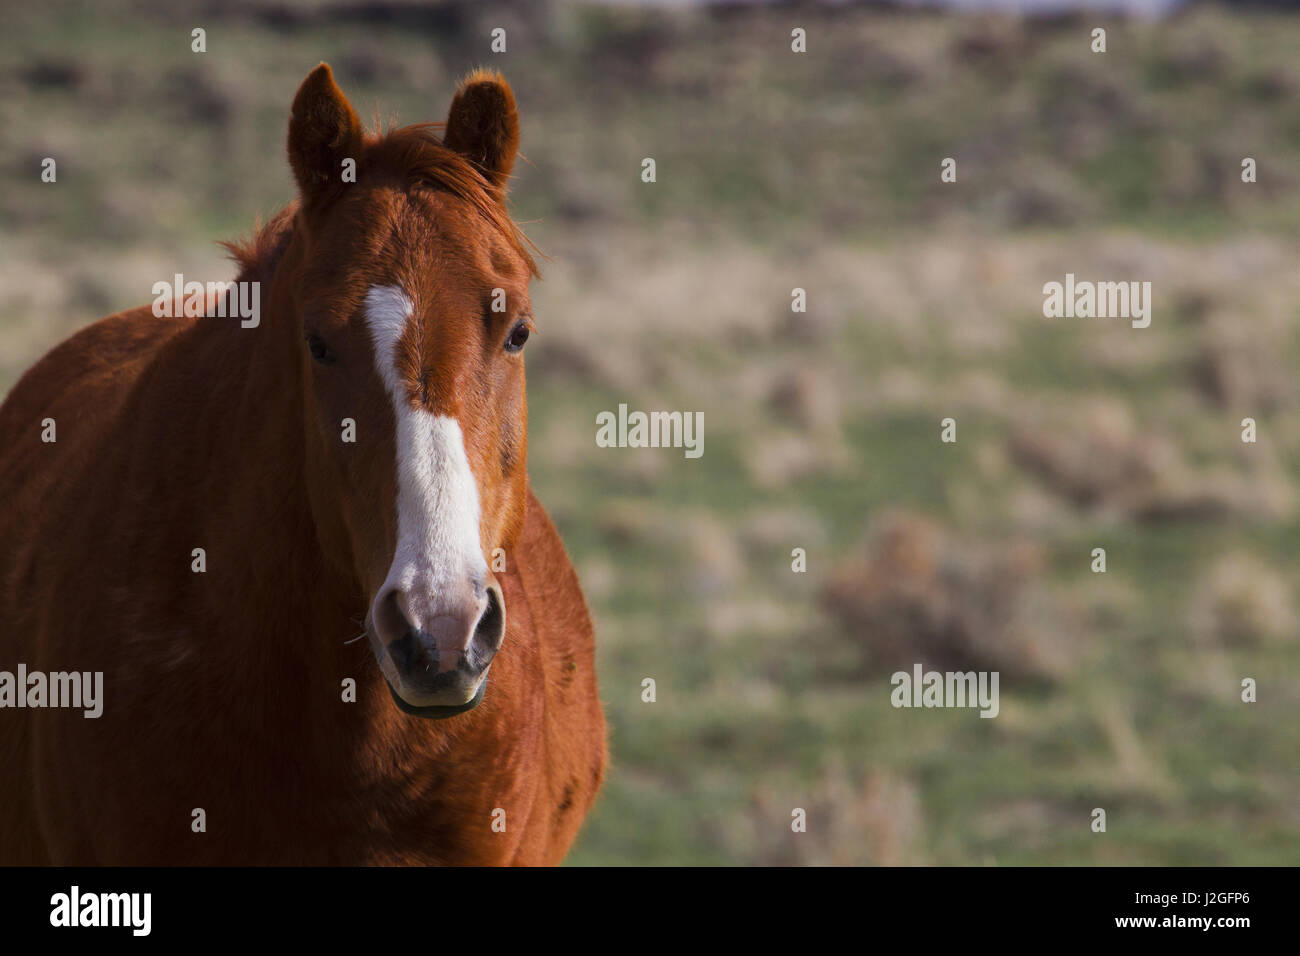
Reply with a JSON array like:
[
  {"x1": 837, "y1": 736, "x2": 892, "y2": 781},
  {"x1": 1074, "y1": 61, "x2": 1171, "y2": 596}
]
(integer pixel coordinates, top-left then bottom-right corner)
[
  {"x1": 384, "y1": 667, "x2": 489, "y2": 719},
  {"x1": 364, "y1": 612, "x2": 493, "y2": 719}
]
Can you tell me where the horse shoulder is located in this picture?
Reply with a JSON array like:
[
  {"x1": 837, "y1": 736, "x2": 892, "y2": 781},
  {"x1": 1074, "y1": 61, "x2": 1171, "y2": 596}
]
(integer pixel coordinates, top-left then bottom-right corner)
[{"x1": 503, "y1": 488, "x2": 607, "y2": 864}]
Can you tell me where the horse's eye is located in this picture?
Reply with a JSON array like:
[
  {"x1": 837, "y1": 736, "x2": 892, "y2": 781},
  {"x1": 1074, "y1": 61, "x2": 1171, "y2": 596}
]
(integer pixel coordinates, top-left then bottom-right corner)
[
  {"x1": 504, "y1": 322, "x2": 530, "y2": 353},
  {"x1": 306, "y1": 332, "x2": 335, "y2": 365}
]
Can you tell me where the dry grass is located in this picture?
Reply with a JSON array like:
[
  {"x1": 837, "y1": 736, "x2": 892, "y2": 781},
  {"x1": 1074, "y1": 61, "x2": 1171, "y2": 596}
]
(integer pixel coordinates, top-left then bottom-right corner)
[{"x1": 822, "y1": 510, "x2": 1076, "y2": 684}]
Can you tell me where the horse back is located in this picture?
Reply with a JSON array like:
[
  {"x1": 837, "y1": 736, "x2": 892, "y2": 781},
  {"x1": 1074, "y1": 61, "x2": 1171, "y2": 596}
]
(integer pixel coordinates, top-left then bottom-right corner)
[
  {"x1": 0, "y1": 306, "x2": 184, "y2": 862},
  {"x1": 0, "y1": 304, "x2": 181, "y2": 535}
]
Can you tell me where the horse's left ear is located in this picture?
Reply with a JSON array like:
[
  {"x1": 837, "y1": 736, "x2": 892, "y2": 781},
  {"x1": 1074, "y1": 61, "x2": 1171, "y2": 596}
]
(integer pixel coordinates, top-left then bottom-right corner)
[
  {"x1": 442, "y1": 69, "x2": 520, "y2": 193},
  {"x1": 288, "y1": 63, "x2": 364, "y2": 216}
]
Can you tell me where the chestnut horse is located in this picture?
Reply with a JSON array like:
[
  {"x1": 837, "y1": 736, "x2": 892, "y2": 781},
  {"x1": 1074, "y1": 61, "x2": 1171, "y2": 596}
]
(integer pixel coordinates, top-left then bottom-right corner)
[{"x1": 0, "y1": 64, "x2": 606, "y2": 865}]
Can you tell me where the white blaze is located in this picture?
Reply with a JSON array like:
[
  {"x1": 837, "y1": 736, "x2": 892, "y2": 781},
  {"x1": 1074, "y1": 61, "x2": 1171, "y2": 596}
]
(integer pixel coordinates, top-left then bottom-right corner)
[{"x1": 364, "y1": 285, "x2": 486, "y2": 631}]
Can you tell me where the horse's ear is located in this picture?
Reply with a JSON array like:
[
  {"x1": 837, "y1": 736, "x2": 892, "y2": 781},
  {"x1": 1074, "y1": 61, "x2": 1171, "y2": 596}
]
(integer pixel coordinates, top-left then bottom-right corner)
[
  {"x1": 442, "y1": 69, "x2": 520, "y2": 193},
  {"x1": 287, "y1": 63, "x2": 363, "y2": 215}
]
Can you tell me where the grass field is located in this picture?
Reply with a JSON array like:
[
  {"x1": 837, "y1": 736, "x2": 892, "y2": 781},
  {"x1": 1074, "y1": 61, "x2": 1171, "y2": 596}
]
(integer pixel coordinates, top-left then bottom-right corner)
[{"x1": 2, "y1": 0, "x2": 1298, "y2": 864}]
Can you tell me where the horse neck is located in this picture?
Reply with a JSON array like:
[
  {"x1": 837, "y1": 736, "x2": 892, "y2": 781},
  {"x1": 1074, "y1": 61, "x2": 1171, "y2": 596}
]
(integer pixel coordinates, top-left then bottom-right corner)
[{"x1": 184, "y1": 225, "x2": 365, "y2": 686}]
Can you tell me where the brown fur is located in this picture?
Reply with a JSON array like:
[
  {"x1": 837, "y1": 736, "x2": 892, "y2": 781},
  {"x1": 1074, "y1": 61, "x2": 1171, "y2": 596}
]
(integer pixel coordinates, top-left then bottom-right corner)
[{"x1": 0, "y1": 65, "x2": 606, "y2": 865}]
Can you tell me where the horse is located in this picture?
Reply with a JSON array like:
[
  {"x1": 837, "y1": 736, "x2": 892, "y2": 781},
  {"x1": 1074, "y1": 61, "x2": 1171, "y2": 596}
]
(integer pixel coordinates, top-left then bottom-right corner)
[{"x1": 0, "y1": 64, "x2": 607, "y2": 865}]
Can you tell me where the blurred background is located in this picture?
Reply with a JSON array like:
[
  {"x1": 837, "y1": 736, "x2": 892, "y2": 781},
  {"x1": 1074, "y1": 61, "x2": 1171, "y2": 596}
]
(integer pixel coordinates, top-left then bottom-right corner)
[{"x1": 2, "y1": 0, "x2": 1298, "y2": 864}]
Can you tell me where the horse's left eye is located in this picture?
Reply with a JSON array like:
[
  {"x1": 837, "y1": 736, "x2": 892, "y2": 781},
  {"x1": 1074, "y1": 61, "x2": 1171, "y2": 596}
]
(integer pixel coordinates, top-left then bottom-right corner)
[
  {"x1": 306, "y1": 333, "x2": 336, "y2": 365},
  {"x1": 504, "y1": 322, "x2": 530, "y2": 353}
]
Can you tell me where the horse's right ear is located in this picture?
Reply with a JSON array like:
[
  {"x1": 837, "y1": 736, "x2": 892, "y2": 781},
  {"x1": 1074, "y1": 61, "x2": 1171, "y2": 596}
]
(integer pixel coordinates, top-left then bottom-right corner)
[{"x1": 287, "y1": 63, "x2": 363, "y2": 216}]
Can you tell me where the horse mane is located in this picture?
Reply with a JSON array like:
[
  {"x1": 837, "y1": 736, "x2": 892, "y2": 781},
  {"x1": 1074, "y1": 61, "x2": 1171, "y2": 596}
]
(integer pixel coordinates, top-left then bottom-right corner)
[
  {"x1": 221, "y1": 203, "x2": 299, "y2": 286},
  {"x1": 221, "y1": 123, "x2": 539, "y2": 285},
  {"x1": 369, "y1": 123, "x2": 540, "y2": 278}
]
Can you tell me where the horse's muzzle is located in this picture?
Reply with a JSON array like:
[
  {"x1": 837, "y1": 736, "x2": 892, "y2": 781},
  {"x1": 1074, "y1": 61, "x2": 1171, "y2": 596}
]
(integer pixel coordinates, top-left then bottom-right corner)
[{"x1": 376, "y1": 582, "x2": 505, "y2": 716}]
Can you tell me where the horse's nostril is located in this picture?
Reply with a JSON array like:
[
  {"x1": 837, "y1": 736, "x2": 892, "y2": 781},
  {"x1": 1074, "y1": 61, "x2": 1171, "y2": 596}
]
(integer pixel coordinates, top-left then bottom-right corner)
[
  {"x1": 376, "y1": 587, "x2": 411, "y2": 645},
  {"x1": 472, "y1": 585, "x2": 506, "y2": 660}
]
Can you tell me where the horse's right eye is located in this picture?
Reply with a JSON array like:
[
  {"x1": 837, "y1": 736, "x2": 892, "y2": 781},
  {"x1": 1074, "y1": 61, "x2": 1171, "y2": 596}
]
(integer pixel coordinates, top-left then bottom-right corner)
[{"x1": 306, "y1": 333, "x2": 336, "y2": 365}]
